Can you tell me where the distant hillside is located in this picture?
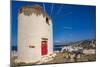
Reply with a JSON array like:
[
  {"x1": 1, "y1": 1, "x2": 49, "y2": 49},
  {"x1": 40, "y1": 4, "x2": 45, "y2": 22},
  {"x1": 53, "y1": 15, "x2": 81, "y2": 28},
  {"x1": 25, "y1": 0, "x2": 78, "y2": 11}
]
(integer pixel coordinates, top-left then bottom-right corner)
[
  {"x1": 77, "y1": 40, "x2": 96, "y2": 49},
  {"x1": 54, "y1": 39, "x2": 96, "y2": 51}
]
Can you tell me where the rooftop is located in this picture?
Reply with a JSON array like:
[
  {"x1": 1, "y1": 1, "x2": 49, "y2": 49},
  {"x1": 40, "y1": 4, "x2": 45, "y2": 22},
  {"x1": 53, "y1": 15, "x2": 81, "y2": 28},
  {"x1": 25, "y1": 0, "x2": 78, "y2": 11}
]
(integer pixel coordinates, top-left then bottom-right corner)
[{"x1": 19, "y1": 5, "x2": 51, "y2": 19}]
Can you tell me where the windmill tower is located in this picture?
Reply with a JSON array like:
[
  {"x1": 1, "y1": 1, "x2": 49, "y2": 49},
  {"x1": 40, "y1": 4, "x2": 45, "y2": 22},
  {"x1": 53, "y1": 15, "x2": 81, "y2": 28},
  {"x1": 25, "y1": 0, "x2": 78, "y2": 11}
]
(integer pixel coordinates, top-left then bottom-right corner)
[{"x1": 17, "y1": 5, "x2": 53, "y2": 64}]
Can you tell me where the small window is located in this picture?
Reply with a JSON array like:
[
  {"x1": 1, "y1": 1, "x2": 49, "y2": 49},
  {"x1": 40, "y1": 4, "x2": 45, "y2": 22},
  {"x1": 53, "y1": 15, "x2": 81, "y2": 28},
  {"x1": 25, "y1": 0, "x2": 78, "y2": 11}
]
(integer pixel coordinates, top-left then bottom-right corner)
[
  {"x1": 29, "y1": 45, "x2": 35, "y2": 48},
  {"x1": 46, "y1": 17, "x2": 50, "y2": 25}
]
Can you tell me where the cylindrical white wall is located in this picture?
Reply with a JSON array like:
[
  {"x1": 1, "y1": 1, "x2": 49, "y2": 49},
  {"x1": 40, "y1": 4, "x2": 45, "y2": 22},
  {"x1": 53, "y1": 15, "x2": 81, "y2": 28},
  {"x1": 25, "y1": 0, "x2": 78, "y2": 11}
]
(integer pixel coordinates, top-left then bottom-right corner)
[{"x1": 17, "y1": 6, "x2": 53, "y2": 63}]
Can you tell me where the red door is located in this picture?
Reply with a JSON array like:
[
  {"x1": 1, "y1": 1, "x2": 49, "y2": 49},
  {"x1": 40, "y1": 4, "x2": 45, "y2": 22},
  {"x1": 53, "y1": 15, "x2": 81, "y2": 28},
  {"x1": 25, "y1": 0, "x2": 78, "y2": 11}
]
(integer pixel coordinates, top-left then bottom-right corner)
[{"x1": 41, "y1": 41, "x2": 48, "y2": 55}]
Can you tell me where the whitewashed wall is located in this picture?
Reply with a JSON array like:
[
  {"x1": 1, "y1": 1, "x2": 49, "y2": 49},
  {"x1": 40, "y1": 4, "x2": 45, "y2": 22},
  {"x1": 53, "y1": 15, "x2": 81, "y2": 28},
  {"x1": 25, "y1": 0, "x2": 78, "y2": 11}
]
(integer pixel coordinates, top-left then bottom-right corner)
[{"x1": 18, "y1": 12, "x2": 53, "y2": 63}]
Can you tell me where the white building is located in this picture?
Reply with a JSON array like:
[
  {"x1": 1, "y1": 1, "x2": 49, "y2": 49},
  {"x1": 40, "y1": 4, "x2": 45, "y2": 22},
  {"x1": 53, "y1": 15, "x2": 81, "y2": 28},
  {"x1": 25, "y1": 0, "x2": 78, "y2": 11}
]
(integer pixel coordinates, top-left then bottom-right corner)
[
  {"x1": 61, "y1": 46, "x2": 83, "y2": 53},
  {"x1": 17, "y1": 5, "x2": 53, "y2": 64},
  {"x1": 11, "y1": 50, "x2": 17, "y2": 57}
]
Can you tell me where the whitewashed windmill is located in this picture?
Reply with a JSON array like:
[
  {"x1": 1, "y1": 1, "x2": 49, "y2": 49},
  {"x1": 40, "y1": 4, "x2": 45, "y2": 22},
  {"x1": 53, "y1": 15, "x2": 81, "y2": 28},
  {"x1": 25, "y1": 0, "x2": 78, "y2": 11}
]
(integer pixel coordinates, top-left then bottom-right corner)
[{"x1": 17, "y1": 5, "x2": 54, "y2": 64}]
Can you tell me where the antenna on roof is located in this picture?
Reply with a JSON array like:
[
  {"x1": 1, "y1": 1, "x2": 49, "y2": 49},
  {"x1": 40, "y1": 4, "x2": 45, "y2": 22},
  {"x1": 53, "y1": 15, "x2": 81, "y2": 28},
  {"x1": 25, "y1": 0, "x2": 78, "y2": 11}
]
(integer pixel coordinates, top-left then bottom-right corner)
[{"x1": 50, "y1": 3, "x2": 54, "y2": 17}]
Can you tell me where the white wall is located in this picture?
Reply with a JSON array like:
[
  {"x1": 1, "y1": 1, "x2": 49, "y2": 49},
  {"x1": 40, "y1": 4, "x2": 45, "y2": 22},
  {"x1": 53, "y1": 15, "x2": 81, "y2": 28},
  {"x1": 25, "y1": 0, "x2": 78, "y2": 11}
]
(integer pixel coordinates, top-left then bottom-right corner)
[{"x1": 18, "y1": 12, "x2": 53, "y2": 63}]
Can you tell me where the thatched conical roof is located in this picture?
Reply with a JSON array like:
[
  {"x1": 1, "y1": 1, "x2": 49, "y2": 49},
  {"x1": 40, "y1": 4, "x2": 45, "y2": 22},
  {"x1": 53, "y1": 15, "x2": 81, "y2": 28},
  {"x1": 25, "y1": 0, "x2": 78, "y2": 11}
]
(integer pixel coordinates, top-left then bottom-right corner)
[{"x1": 19, "y1": 5, "x2": 48, "y2": 17}]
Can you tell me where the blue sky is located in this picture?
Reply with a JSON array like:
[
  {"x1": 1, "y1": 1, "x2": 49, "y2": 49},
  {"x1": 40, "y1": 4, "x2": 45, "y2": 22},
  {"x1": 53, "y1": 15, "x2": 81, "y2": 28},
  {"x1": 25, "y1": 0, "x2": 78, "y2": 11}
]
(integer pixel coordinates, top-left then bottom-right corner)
[{"x1": 11, "y1": 1, "x2": 96, "y2": 46}]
